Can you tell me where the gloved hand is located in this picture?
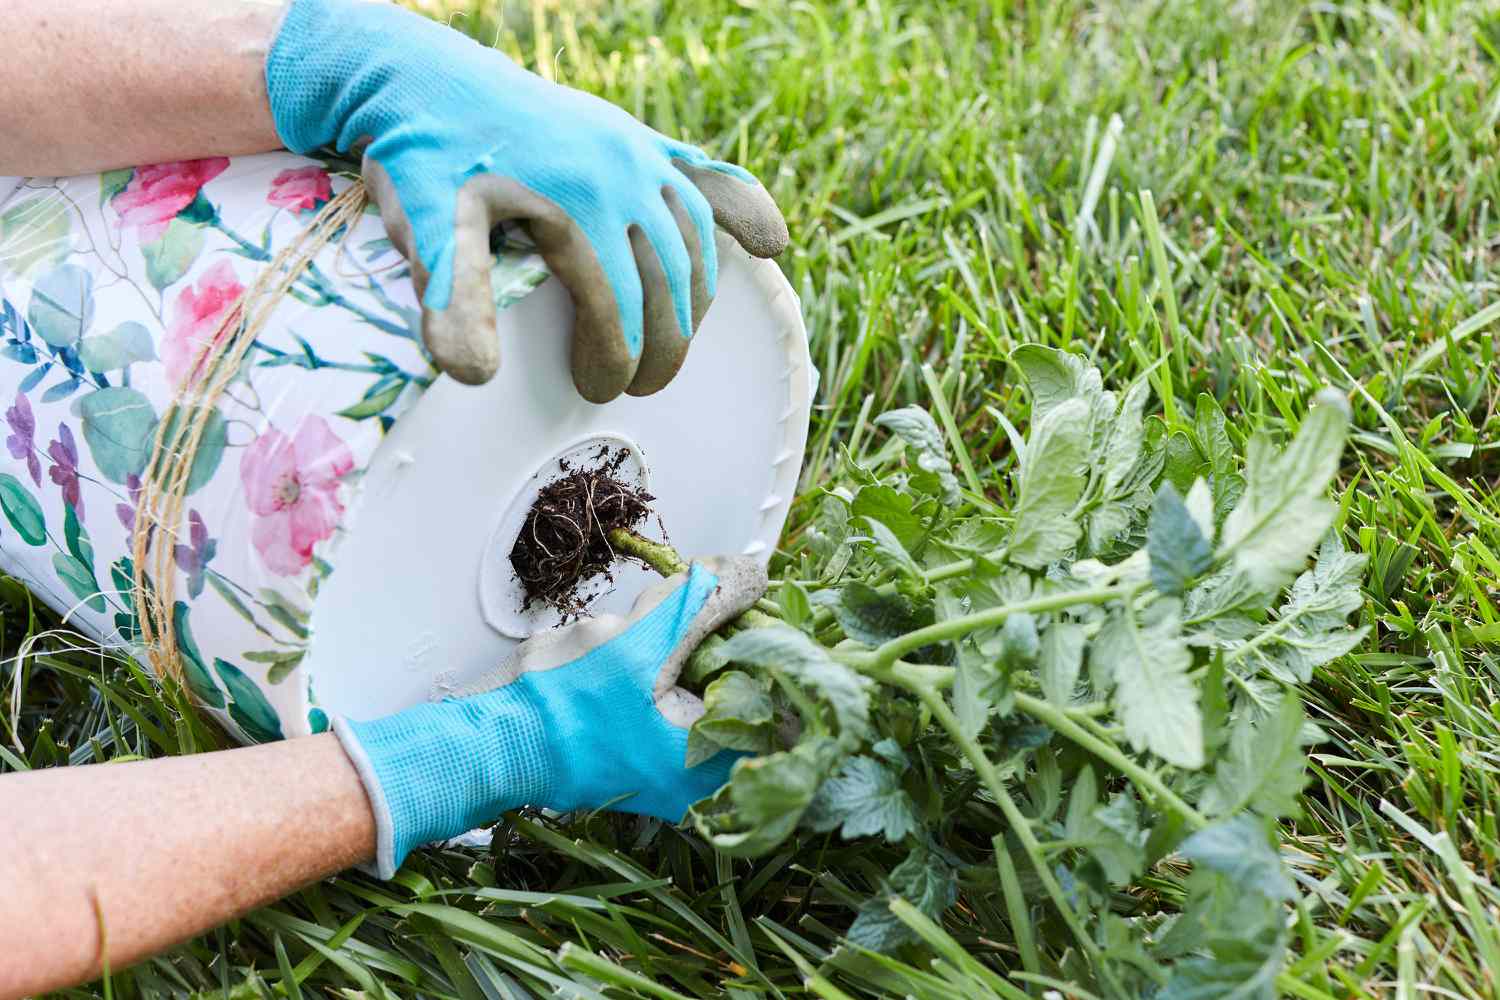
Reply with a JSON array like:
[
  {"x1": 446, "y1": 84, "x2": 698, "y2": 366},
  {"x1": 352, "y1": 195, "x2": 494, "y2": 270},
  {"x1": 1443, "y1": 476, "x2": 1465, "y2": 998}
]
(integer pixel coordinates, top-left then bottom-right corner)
[
  {"x1": 264, "y1": 0, "x2": 789, "y2": 403},
  {"x1": 333, "y1": 557, "x2": 765, "y2": 877}
]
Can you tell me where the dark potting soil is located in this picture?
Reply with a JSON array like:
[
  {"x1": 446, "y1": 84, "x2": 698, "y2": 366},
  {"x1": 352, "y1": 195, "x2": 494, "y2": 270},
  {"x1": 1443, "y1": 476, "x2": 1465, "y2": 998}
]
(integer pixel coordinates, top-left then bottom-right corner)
[{"x1": 510, "y1": 447, "x2": 655, "y2": 619}]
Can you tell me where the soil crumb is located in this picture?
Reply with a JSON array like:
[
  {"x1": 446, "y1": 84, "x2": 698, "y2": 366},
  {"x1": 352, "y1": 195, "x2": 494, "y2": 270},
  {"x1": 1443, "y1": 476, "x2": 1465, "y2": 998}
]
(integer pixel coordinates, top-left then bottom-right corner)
[{"x1": 510, "y1": 447, "x2": 655, "y2": 618}]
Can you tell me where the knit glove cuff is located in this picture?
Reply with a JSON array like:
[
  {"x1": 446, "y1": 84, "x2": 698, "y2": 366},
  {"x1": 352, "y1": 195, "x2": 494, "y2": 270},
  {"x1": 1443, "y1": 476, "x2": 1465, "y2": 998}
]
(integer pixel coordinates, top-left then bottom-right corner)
[{"x1": 334, "y1": 689, "x2": 553, "y2": 878}]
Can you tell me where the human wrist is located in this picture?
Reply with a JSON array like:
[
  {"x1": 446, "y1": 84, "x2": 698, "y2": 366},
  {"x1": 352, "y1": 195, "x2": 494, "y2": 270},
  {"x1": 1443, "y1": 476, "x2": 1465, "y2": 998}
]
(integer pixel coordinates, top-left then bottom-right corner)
[{"x1": 332, "y1": 686, "x2": 554, "y2": 878}]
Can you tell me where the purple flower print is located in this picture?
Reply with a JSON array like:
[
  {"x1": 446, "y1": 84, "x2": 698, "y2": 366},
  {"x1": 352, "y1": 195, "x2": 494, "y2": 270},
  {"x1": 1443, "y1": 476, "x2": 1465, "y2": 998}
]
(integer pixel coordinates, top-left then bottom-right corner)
[
  {"x1": 5, "y1": 392, "x2": 40, "y2": 486},
  {"x1": 116, "y1": 474, "x2": 142, "y2": 532},
  {"x1": 173, "y1": 510, "x2": 217, "y2": 599},
  {"x1": 47, "y1": 423, "x2": 83, "y2": 518}
]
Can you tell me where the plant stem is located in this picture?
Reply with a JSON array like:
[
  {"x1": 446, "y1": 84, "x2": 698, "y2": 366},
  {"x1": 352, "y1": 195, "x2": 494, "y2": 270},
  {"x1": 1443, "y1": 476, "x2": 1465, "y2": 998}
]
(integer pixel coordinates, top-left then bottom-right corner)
[
  {"x1": 610, "y1": 528, "x2": 689, "y2": 575},
  {"x1": 610, "y1": 529, "x2": 781, "y2": 630},
  {"x1": 1012, "y1": 692, "x2": 1208, "y2": 830},
  {"x1": 912, "y1": 683, "x2": 1121, "y2": 991},
  {"x1": 868, "y1": 586, "x2": 1126, "y2": 668}
]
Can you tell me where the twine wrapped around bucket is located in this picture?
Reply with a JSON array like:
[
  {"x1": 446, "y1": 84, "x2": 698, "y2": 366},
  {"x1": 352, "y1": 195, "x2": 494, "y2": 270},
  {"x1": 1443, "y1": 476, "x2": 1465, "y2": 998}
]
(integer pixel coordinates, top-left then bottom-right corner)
[{"x1": 130, "y1": 181, "x2": 370, "y2": 687}]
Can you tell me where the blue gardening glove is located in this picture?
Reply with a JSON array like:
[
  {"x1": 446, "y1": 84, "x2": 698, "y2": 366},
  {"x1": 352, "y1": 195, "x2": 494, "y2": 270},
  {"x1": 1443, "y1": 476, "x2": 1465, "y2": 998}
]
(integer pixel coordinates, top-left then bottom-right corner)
[
  {"x1": 264, "y1": 0, "x2": 788, "y2": 403},
  {"x1": 333, "y1": 558, "x2": 765, "y2": 877}
]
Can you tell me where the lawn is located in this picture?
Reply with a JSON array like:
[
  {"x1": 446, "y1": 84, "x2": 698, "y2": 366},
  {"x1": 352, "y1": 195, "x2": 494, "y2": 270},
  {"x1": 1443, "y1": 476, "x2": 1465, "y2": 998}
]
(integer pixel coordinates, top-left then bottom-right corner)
[{"x1": 8, "y1": 0, "x2": 1500, "y2": 996}]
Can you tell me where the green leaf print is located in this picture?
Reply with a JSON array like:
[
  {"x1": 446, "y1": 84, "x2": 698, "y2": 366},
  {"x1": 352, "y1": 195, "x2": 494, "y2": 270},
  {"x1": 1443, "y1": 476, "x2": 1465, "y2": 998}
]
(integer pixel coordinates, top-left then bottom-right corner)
[
  {"x1": 0, "y1": 474, "x2": 46, "y2": 546},
  {"x1": 111, "y1": 556, "x2": 147, "y2": 643},
  {"x1": 79, "y1": 322, "x2": 156, "y2": 374},
  {"x1": 154, "y1": 405, "x2": 227, "y2": 495},
  {"x1": 307, "y1": 707, "x2": 330, "y2": 734},
  {"x1": 214, "y1": 658, "x2": 285, "y2": 743},
  {"x1": 0, "y1": 194, "x2": 71, "y2": 277},
  {"x1": 53, "y1": 553, "x2": 105, "y2": 613},
  {"x1": 244, "y1": 647, "x2": 307, "y2": 685},
  {"x1": 143, "y1": 219, "x2": 207, "y2": 292},
  {"x1": 337, "y1": 378, "x2": 405, "y2": 420},
  {"x1": 63, "y1": 504, "x2": 93, "y2": 565},
  {"x1": 28, "y1": 264, "x2": 95, "y2": 348},
  {"x1": 100, "y1": 169, "x2": 133, "y2": 207},
  {"x1": 206, "y1": 573, "x2": 273, "y2": 639},
  {"x1": 54, "y1": 505, "x2": 104, "y2": 612},
  {"x1": 172, "y1": 601, "x2": 226, "y2": 709},
  {"x1": 177, "y1": 192, "x2": 217, "y2": 227},
  {"x1": 78, "y1": 388, "x2": 158, "y2": 484}
]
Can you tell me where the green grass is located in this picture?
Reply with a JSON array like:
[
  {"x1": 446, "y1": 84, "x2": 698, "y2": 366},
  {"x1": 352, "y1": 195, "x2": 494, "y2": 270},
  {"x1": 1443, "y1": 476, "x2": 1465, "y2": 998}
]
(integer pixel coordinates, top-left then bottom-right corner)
[{"x1": 8, "y1": 0, "x2": 1500, "y2": 994}]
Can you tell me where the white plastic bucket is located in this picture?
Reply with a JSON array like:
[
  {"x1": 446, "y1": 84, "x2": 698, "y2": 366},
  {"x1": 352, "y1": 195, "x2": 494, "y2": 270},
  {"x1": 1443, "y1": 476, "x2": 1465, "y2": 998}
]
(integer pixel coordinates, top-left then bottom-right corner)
[{"x1": 0, "y1": 153, "x2": 810, "y2": 741}]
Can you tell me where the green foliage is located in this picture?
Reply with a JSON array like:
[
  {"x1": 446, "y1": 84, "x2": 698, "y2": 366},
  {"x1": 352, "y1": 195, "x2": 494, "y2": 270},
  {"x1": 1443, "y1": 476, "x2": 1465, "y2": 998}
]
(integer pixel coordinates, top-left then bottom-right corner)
[
  {"x1": 1093, "y1": 598, "x2": 1204, "y2": 768},
  {"x1": 685, "y1": 670, "x2": 773, "y2": 766},
  {"x1": 873, "y1": 406, "x2": 960, "y2": 503},
  {"x1": 213, "y1": 657, "x2": 286, "y2": 744},
  {"x1": 1148, "y1": 482, "x2": 1213, "y2": 595},
  {"x1": 1006, "y1": 396, "x2": 1091, "y2": 567},
  {"x1": 804, "y1": 740, "x2": 920, "y2": 842},
  {"x1": 1221, "y1": 391, "x2": 1350, "y2": 591},
  {"x1": 686, "y1": 348, "x2": 1355, "y2": 994}
]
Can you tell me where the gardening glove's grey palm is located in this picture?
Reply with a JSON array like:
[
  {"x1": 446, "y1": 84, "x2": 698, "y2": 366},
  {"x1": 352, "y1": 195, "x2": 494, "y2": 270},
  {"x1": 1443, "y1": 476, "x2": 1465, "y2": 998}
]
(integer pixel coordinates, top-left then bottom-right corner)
[
  {"x1": 265, "y1": 0, "x2": 788, "y2": 402},
  {"x1": 333, "y1": 557, "x2": 765, "y2": 877}
]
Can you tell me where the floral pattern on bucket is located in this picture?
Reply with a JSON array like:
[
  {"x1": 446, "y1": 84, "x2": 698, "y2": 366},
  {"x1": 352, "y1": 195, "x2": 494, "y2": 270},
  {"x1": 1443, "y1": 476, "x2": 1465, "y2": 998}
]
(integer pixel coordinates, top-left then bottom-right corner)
[{"x1": 0, "y1": 152, "x2": 548, "y2": 743}]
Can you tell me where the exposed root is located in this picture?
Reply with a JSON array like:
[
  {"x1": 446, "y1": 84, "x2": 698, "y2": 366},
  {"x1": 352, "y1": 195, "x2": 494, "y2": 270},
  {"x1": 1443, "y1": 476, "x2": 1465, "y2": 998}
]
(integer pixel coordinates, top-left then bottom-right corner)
[{"x1": 510, "y1": 449, "x2": 655, "y2": 618}]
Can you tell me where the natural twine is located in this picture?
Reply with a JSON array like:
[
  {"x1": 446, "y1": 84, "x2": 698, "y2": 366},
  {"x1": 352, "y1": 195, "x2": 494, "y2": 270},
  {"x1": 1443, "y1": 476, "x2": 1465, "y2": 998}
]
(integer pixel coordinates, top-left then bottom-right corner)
[{"x1": 132, "y1": 181, "x2": 369, "y2": 686}]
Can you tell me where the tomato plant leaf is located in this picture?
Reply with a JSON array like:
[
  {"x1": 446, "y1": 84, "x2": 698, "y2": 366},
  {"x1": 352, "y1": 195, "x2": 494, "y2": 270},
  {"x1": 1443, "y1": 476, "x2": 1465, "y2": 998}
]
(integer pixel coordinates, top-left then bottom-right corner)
[
  {"x1": 847, "y1": 845, "x2": 959, "y2": 951},
  {"x1": 1066, "y1": 768, "x2": 1148, "y2": 885},
  {"x1": 1149, "y1": 482, "x2": 1214, "y2": 595},
  {"x1": 1220, "y1": 390, "x2": 1349, "y2": 590},
  {"x1": 1008, "y1": 397, "x2": 1091, "y2": 568},
  {"x1": 720, "y1": 625, "x2": 872, "y2": 750},
  {"x1": 697, "y1": 738, "x2": 835, "y2": 856},
  {"x1": 833, "y1": 580, "x2": 932, "y2": 647},
  {"x1": 1040, "y1": 621, "x2": 1086, "y2": 705},
  {"x1": 1180, "y1": 814, "x2": 1295, "y2": 903},
  {"x1": 805, "y1": 753, "x2": 920, "y2": 842},
  {"x1": 856, "y1": 514, "x2": 923, "y2": 581},
  {"x1": 687, "y1": 670, "x2": 774, "y2": 767},
  {"x1": 1094, "y1": 600, "x2": 1204, "y2": 768},
  {"x1": 1012, "y1": 344, "x2": 1107, "y2": 422},
  {"x1": 874, "y1": 405, "x2": 959, "y2": 504},
  {"x1": 850, "y1": 484, "x2": 930, "y2": 553},
  {"x1": 1201, "y1": 695, "x2": 1309, "y2": 820}
]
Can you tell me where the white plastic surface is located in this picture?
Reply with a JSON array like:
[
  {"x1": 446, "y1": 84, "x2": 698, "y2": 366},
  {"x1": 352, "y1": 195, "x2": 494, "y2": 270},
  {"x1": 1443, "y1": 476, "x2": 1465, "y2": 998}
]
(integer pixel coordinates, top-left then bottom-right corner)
[{"x1": 306, "y1": 235, "x2": 811, "y2": 721}]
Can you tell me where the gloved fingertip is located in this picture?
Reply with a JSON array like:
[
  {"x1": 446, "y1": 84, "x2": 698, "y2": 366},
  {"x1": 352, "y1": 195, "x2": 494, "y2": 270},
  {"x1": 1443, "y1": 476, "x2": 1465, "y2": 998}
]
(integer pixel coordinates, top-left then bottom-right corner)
[
  {"x1": 422, "y1": 300, "x2": 501, "y2": 385},
  {"x1": 676, "y1": 162, "x2": 788, "y2": 260}
]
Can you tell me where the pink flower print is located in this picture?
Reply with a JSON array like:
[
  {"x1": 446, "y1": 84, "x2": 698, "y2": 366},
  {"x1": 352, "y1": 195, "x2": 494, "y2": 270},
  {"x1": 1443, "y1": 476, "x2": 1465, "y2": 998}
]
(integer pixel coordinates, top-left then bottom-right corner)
[
  {"x1": 161, "y1": 260, "x2": 244, "y2": 389},
  {"x1": 240, "y1": 416, "x2": 354, "y2": 576},
  {"x1": 5, "y1": 392, "x2": 39, "y2": 486},
  {"x1": 47, "y1": 423, "x2": 83, "y2": 518},
  {"x1": 116, "y1": 473, "x2": 142, "y2": 532},
  {"x1": 267, "y1": 167, "x2": 333, "y2": 214},
  {"x1": 173, "y1": 510, "x2": 217, "y2": 599},
  {"x1": 111, "y1": 159, "x2": 229, "y2": 242}
]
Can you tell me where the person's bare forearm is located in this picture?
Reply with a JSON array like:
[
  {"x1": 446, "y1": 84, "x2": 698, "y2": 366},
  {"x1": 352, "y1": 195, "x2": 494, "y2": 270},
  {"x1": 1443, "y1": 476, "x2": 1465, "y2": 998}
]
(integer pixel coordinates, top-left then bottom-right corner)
[
  {"x1": 0, "y1": 0, "x2": 286, "y2": 175},
  {"x1": 0, "y1": 733, "x2": 377, "y2": 998}
]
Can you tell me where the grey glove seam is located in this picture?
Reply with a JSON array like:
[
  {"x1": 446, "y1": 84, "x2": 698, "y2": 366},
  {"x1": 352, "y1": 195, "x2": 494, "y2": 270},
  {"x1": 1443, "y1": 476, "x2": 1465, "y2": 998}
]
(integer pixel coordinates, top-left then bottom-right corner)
[{"x1": 332, "y1": 715, "x2": 399, "y2": 878}]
